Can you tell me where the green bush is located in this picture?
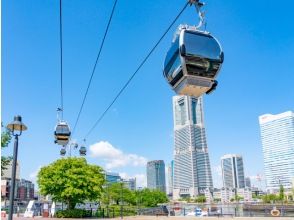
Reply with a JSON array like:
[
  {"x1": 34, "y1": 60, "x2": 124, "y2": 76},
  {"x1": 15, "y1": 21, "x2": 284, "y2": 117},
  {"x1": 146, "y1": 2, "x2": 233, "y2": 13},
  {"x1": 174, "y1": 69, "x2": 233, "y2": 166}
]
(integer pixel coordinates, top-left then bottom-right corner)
[{"x1": 55, "y1": 209, "x2": 92, "y2": 218}]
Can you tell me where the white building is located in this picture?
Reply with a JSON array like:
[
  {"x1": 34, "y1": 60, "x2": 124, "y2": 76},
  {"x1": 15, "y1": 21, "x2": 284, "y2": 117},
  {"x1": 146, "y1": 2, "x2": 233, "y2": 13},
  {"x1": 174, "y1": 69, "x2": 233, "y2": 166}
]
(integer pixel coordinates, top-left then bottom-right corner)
[
  {"x1": 172, "y1": 96, "x2": 213, "y2": 199},
  {"x1": 122, "y1": 178, "x2": 136, "y2": 191},
  {"x1": 259, "y1": 111, "x2": 294, "y2": 193},
  {"x1": 167, "y1": 161, "x2": 174, "y2": 196},
  {"x1": 237, "y1": 188, "x2": 252, "y2": 202},
  {"x1": 221, "y1": 154, "x2": 245, "y2": 189},
  {"x1": 2, "y1": 161, "x2": 20, "y2": 180},
  {"x1": 217, "y1": 188, "x2": 252, "y2": 203}
]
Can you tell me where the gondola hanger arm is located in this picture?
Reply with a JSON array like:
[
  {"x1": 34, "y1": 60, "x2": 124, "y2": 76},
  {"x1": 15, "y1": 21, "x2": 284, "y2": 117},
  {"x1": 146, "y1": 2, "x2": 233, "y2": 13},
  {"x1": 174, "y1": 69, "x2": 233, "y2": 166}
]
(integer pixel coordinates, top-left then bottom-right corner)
[{"x1": 188, "y1": 0, "x2": 205, "y2": 29}]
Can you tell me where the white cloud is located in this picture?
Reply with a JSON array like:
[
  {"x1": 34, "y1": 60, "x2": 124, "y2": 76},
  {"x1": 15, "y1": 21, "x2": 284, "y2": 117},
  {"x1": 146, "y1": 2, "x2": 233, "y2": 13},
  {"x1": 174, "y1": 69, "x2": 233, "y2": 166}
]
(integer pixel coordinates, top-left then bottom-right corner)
[
  {"x1": 89, "y1": 141, "x2": 148, "y2": 169},
  {"x1": 119, "y1": 172, "x2": 147, "y2": 188}
]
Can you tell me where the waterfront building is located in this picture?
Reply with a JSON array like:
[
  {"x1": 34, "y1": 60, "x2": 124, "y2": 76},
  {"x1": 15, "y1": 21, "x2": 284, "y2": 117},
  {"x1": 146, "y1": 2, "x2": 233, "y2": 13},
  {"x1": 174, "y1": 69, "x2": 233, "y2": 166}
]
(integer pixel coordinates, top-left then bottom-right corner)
[
  {"x1": 1, "y1": 178, "x2": 34, "y2": 207},
  {"x1": 259, "y1": 111, "x2": 294, "y2": 193},
  {"x1": 167, "y1": 160, "x2": 174, "y2": 196},
  {"x1": 146, "y1": 160, "x2": 166, "y2": 192},
  {"x1": 105, "y1": 172, "x2": 121, "y2": 184},
  {"x1": 221, "y1": 154, "x2": 245, "y2": 189},
  {"x1": 245, "y1": 177, "x2": 251, "y2": 188},
  {"x1": 237, "y1": 188, "x2": 252, "y2": 202},
  {"x1": 172, "y1": 95, "x2": 213, "y2": 199},
  {"x1": 122, "y1": 178, "x2": 136, "y2": 191},
  {"x1": 217, "y1": 187, "x2": 252, "y2": 203}
]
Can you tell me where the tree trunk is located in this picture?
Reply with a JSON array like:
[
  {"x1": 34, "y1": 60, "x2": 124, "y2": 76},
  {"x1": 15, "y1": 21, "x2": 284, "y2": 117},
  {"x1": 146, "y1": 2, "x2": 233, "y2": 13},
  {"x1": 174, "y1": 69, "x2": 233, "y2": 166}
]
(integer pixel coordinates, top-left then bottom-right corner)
[{"x1": 67, "y1": 200, "x2": 76, "y2": 210}]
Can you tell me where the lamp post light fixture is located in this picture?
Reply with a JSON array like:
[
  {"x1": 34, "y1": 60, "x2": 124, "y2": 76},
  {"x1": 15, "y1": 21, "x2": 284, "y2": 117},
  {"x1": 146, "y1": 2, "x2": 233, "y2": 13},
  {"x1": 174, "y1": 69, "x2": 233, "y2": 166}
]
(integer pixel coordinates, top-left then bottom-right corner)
[{"x1": 6, "y1": 115, "x2": 27, "y2": 220}]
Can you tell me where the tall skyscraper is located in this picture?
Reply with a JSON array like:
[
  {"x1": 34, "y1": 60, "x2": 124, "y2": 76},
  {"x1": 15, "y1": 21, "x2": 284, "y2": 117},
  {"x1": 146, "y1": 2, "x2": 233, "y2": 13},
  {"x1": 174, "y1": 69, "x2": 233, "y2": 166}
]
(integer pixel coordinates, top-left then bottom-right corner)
[
  {"x1": 221, "y1": 154, "x2": 245, "y2": 189},
  {"x1": 259, "y1": 111, "x2": 294, "y2": 193},
  {"x1": 245, "y1": 177, "x2": 251, "y2": 188},
  {"x1": 146, "y1": 160, "x2": 166, "y2": 192},
  {"x1": 167, "y1": 160, "x2": 174, "y2": 196},
  {"x1": 172, "y1": 95, "x2": 213, "y2": 199}
]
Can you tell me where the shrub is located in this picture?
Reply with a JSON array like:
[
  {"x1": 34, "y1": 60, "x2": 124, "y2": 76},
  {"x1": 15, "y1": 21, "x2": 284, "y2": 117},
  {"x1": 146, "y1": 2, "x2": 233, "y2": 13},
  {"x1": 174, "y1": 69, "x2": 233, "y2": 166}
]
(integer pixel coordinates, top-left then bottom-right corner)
[{"x1": 55, "y1": 209, "x2": 92, "y2": 218}]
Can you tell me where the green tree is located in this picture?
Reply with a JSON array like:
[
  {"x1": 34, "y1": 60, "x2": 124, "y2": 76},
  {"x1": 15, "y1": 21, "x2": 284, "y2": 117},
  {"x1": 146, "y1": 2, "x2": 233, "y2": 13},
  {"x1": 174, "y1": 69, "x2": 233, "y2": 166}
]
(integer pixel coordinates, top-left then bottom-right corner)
[
  {"x1": 279, "y1": 185, "x2": 285, "y2": 201},
  {"x1": 1, "y1": 124, "x2": 12, "y2": 176},
  {"x1": 140, "y1": 188, "x2": 168, "y2": 207},
  {"x1": 262, "y1": 194, "x2": 277, "y2": 203},
  {"x1": 102, "y1": 182, "x2": 135, "y2": 206},
  {"x1": 37, "y1": 157, "x2": 105, "y2": 210},
  {"x1": 195, "y1": 195, "x2": 206, "y2": 203}
]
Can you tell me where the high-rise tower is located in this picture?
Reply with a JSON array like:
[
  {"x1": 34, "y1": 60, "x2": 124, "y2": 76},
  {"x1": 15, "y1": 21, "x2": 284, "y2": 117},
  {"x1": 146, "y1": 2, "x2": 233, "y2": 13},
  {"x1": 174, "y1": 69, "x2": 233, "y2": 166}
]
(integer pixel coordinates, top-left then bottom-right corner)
[
  {"x1": 167, "y1": 160, "x2": 174, "y2": 196},
  {"x1": 259, "y1": 111, "x2": 294, "y2": 193},
  {"x1": 172, "y1": 95, "x2": 213, "y2": 199},
  {"x1": 221, "y1": 154, "x2": 245, "y2": 189},
  {"x1": 146, "y1": 160, "x2": 166, "y2": 193}
]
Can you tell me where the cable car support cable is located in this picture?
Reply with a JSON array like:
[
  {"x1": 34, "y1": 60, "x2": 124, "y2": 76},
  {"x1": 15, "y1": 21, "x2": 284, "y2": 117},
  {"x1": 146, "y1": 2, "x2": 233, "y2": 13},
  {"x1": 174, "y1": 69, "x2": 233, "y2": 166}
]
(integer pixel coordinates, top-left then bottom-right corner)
[
  {"x1": 83, "y1": 1, "x2": 190, "y2": 139},
  {"x1": 72, "y1": 0, "x2": 118, "y2": 136},
  {"x1": 59, "y1": 0, "x2": 64, "y2": 119}
]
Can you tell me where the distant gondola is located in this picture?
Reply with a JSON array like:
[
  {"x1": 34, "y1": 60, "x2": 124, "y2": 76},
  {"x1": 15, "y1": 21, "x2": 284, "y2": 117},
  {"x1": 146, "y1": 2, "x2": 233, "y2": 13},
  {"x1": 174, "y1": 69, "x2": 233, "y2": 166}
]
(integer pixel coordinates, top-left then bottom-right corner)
[
  {"x1": 54, "y1": 121, "x2": 71, "y2": 146},
  {"x1": 163, "y1": 26, "x2": 224, "y2": 97},
  {"x1": 79, "y1": 146, "x2": 86, "y2": 156},
  {"x1": 60, "y1": 148, "x2": 66, "y2": 156}
]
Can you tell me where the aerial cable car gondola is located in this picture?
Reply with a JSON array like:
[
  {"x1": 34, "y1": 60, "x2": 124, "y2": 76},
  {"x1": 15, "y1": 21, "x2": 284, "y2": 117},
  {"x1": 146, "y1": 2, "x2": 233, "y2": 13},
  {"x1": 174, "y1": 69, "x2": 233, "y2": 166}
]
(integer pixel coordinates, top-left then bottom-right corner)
[
  {"x1": 54, "y1": 108, "x2": 71, "y2": 146},
  {"x1": 163, "y1": 0, "x2": 224, "y2": 97},
  {"x1": 60, "y1": 148, "x2": 66, "y2": 156},
  {"x1": 79, "y1": 139, "x2": 87, "y2": 156}
]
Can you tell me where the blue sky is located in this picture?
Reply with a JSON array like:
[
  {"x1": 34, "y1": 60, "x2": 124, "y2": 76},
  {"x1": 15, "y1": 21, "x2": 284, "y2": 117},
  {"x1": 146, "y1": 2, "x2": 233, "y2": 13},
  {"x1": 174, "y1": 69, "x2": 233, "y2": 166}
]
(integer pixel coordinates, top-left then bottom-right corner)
[{"x1": 2, "y1": 0, "x2": 294, "y2": 188}]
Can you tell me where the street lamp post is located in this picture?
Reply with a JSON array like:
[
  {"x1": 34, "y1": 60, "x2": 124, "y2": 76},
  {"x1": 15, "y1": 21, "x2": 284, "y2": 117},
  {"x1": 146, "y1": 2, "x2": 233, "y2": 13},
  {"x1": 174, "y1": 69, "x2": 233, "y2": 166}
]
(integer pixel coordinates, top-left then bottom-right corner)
[
  {"x1": 7, "y1": 116, "x2": 27, "y2": 220},
  {"x1": 120, "y1": 180, "x2": 123, "y2": 219}
]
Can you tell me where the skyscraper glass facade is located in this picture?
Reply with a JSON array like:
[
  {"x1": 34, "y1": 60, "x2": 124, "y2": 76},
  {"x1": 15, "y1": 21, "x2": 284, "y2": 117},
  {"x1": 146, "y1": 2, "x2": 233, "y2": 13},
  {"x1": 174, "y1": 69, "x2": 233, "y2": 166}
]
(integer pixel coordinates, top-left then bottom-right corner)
[
  {"x1": 172, "y1": 95, "x2": 213, "y2": 199},
  {"x1": 259, "y1": 111, "x2": 294, "y2": 192},
  {"x1": 221, "y1": 154, "x2": 245, "y2": 189},
  {"x1": 146, "y1": 160, "x2": 166, "y2": 192}
]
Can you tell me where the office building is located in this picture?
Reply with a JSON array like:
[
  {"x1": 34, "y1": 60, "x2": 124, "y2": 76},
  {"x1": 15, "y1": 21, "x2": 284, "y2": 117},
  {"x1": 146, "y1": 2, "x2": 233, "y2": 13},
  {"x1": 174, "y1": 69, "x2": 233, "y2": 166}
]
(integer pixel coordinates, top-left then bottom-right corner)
[
  {"x1": 105, "y1": 172, "x2": 121, "y2": 184},
  {"x1": 146, "y1": 160, "x2": 166, "y2": 192},
  {"x1": 259, "y1": 111, "x2": 294, "y2": 193},
  {"x1": 122, "y1": 178, "x2": 136, "y2": 191},
  {"x1": 221, "y1": 154, "x2": 245, "y2": 189},
  {"x1": 245, "y1": 177, "x2": 251, "y2": 188},
  {"x1": 172, "y1": 95, "x2": 213, "y2": 199},
  {"x1": 167, "y1": 160, "x2": 174, "y2": 196},
  {"x1": 1, "y1": 178, "x2": 34, "y2": 207}
]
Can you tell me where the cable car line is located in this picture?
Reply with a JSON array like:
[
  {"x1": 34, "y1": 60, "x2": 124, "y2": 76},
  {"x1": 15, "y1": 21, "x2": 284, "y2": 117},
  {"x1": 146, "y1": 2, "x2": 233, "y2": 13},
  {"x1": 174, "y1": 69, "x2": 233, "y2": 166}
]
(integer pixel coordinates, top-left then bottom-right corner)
[
  {"x1": 59, "y1": 0, "x2": 64, "y2": 119},
  {"x1": 72, "y1": 0, "x2": 118, "y2": 136},
  {"x1": 54, "y1": 0, "x2": 71, "y2": 147},
  {"x1": 83, "y1": 1, "x2": 190, "y2": 139}
]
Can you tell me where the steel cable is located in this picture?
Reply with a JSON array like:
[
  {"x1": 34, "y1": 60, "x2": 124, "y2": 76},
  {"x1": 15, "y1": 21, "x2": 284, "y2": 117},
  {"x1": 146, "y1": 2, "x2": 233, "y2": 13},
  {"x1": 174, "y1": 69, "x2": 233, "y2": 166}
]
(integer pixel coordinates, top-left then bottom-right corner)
[{"x1": 84, "y1": 1, "x2": 190, "y2": 139}]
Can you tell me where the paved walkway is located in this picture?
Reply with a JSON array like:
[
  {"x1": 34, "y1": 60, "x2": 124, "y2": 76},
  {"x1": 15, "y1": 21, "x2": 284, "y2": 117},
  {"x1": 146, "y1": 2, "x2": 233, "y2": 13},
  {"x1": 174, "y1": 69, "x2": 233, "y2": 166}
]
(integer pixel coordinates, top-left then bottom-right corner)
[{"x1": 3, "y1": 216, "x2": 294, "y2": 220}]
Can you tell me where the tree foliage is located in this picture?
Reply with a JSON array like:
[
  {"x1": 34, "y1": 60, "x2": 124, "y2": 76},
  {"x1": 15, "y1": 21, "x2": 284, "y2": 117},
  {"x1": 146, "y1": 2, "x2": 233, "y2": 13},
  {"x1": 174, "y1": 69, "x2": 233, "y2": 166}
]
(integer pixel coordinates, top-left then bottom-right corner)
[
  {"x1": 195, "y1": 195, "x2": 206, "y2": 203},
  {"x1": 37, "y1": 157, "x2": 105, "y2": 209},
  {"x1": 102, "y1": 183, "x2": 135, "y2": 206},
  {"x1": 279, "y1": 185, "x2": 285, "y2": 201},
  {"x1": 101, "y1": 186, "x2": 168, "y2": 208},
  {"x1": 262, "y1": 194, "x2": 278, "y2": 203},
  {"x1": 139, "y1": 188, "x2": 168, "y2": 207},
  {"x1": 1, "y1": 124, "x2": 12, "y2": 176}
]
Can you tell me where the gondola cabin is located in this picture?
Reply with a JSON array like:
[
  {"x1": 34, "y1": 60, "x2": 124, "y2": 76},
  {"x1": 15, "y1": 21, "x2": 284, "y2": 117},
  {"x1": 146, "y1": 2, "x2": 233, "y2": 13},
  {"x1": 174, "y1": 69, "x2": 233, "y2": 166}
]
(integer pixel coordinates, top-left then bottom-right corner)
[
  {"x1": 60, "y1": 148, "x2": 66, "y2": 156},
  {"x1": 54, "y1": 121, "x2": 71, "y2": 146},
  {"x1": 163, "y1": 27, "x2": 224, "y2": 97},
  {"x1": 79, "y1": 146, "x2": 86, "y2": 156}
]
